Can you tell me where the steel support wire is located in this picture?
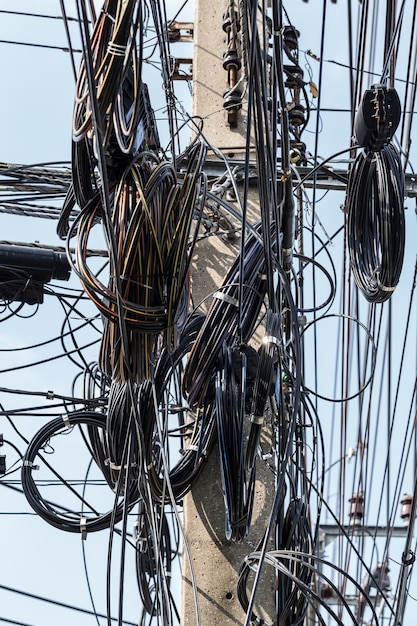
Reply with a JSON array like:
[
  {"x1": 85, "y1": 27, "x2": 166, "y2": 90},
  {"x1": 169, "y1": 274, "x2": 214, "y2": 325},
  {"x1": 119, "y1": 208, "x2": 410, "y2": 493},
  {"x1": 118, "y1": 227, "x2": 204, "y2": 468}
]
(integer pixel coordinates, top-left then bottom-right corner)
[{"x1": 347, "y1": 143, "x2": 405, "y2": 303}]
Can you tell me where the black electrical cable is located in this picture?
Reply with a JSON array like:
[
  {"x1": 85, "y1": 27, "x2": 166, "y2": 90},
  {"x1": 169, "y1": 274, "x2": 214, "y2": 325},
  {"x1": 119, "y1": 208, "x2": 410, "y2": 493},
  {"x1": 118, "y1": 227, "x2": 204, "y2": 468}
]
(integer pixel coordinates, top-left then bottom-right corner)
[
  {"x1": 134, "y1": 500, "x2": 172, "y2": 618},
  {"x1": 246, "y1": 309, "x2": 281, "y2": 476},
  {"x1": 0, "y1": 582, "x2": 139, "y2": 626}
]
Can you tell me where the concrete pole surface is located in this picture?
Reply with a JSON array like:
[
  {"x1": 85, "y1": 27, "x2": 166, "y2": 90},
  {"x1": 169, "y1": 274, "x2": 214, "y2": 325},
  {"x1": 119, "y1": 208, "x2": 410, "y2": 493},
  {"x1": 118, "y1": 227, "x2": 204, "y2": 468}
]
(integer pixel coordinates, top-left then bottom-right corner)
[{"x1": 182, "y1": 1, "x2": 276, "y2": 624}]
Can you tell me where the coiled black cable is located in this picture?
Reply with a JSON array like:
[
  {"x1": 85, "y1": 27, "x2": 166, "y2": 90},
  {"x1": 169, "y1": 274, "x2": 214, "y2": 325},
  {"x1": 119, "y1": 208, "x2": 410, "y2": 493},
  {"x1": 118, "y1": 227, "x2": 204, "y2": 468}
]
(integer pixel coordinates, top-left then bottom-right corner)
[
  {"x1": 347, "y1": 142, "x2": 405, "y2": 303},
  {"x1": 21, "y1": 411, "x2": 139, "y2": 533}
]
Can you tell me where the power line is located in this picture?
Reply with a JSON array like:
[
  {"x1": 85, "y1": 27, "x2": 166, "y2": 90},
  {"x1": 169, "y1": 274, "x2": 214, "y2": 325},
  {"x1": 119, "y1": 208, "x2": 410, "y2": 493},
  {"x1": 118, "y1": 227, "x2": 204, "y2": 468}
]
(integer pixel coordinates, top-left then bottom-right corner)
[{"x1": 0, "y1": 583, "x2": 138, "y2": 625}]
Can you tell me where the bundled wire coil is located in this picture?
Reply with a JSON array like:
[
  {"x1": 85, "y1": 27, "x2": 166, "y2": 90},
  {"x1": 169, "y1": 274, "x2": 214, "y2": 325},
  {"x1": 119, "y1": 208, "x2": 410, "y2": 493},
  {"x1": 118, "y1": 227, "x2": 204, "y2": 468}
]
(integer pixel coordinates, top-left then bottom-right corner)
[
  {"x1": 21, "y1": 411, "x2": 139, "y2": 533},
  {"x1": 73, "y1": 0, "x2": 144, "y2": 153},
  {"x1": 238, "y1": 549, "x2": 382, "y2": 626},
  {"x1": 215, "y1": 342, "x2": 256, "y2": 542},
  {"x1": 347, "y1": 142, "x2": 405, "y2": 303},
  {"x1": 140, "y1": 312, "x2": 217, "y2": 503}
]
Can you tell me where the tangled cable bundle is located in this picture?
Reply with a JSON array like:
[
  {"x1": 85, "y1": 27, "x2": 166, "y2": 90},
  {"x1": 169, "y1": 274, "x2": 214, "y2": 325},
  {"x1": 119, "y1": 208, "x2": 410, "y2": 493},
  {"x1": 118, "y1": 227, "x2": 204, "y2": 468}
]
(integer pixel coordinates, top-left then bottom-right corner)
[
  {"x1": 135, "y1": 499, "x2": 173, "y2": 619},
  {"x1": 182, "y1": 221, "x2": 276, "y2": 407},
  {"x1": 239, "y1": 499, "x2": 313, "y2": 626},
  {"x1": 67, "y1": 143, "x2": 207, "y2": 381},
  {"x1": 246, "y1": 309, "x2": 281, "y2": 473},
  {"x1": 213, "y1": 310, "x2": 281, "y2": 542},
  {"x1": 238, "y1": 549, "x2": 382, "y2": 626}
]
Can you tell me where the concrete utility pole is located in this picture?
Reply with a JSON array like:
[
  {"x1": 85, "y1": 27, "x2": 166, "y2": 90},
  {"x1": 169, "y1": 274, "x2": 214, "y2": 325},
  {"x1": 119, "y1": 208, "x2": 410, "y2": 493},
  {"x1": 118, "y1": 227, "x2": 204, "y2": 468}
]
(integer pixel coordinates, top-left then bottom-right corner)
[{"x1": 180, "y1": 1, "x2": 276, "y2": 624}]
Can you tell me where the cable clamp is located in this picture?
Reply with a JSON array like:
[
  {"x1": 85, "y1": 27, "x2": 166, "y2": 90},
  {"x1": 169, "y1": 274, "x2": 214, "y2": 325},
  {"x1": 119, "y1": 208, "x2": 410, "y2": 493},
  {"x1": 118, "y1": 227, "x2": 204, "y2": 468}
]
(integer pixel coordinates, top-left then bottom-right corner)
[
  {"x1": 402, "y1": 550, "x2": 415, "y2": 566},
  {"x1": 23, "y1": 460, "x2": 39, "y2": 470},
  {"x1": 80, "y1": 517, "x2": 87, "y2": 540},
  {"x1": 187, "y1": 444, "x2": 199, "y2": 452},
  {"x1": 263, "y1": 334, "x2": 279, "y2": 346},
  {"x1": 213, "y1": 291, "x2": 239, "y2": 307},
  {"x1": 62, "y1": 415, "x2": 71, "y2": 428},
  {"x1": 46, "y1": 390, "x2": 55, "y2": 400},
  {"x1": 250, "y1": 414, "x2": 264, "y2": 425}
]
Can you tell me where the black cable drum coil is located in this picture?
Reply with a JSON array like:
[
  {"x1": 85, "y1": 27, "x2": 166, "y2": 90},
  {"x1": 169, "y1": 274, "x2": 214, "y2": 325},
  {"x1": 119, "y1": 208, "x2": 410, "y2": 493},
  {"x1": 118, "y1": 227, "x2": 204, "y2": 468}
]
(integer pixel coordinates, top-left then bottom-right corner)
[{"x1": 347, "y1": 142, "x2": 405, "y2": 304}]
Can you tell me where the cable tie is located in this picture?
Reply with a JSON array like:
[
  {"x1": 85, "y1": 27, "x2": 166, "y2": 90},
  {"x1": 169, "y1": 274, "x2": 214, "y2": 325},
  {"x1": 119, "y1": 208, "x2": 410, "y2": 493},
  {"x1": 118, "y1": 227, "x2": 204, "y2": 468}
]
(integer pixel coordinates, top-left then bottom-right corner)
[
  {"x1": 378, "y1": 284, "x2": 395, "y2": 292},
  {"x1": 107, "y1": 41, "x2": 127, "y2": 56},
  {"x1": 213, "y1": 291, "x2": 239, "y2": 307},
  {"x1": 62, "y1": 415, "x2": 71, "y2": 428},
  {"x1": 23, "y1": 460, "x2": 39, "y2": 470},
  {"x1": 110, "y1": 462, "x2": 133, "y2": 470},
  {"x1": 262, "y1": 334, "x2": 279, "y2": 346},
  {"x1": 250, "y1": 414, "x2": 264, "y2": 425},
  {"x1": 80, "y1": 517, "x2": 87, "y2": 540}
]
